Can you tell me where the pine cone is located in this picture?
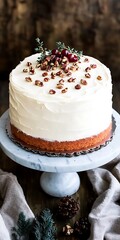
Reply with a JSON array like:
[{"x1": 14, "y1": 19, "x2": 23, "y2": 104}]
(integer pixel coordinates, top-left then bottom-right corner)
[
  {"x1": 57, "y1": 196, "x2": 80, "y2": 219},
  {"x1": 74, "y1": 217, "x2": 90, "y2": 240}
]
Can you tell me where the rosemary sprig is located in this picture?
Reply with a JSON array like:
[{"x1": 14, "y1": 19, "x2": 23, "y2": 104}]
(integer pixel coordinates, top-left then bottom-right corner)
[
  {"x1": 56, "y1": 41, "x2": 83, "y2": 60},
  {"x1": 35, "y1": 38, "x2": 83, "y2": 62},
  {"x1": 35, "y1": 38, "x2": 44, "y2": 53},
  {"x1": 35, "y1": 38, "x2": 51, "y2": 62},
  {"x1": 56, "y1": 41, "x2": 66, "y2": 51}
]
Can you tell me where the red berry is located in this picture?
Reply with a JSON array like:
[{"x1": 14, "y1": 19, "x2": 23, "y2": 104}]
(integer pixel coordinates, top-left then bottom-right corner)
[
  {"x1": 68, "y1": 53, "x2": 78, "y2": 62},
  {"x1": 61, "y1": 49, "x2": 69, "y2": 57},
  {"x1": 57, "y1": 51, "x2": 61, "y2": 57},
  {"x1": 52, "y1": 49, "x2": 58, "y2": 55},
  {"x1": 72, "y1": 55, "x2": 78, "y2": 62},
  {"x1": 67, "y1": 53, "x2": 72, "y2": 60}
]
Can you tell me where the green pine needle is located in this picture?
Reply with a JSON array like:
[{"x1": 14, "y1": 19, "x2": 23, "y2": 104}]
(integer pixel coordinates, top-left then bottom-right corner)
[
  {"x1": 38, "y1": 208, "x2": 57, "y2": 240},
  {"x1": 11, "y1": 212, "x2": 33, "y2": 239},
  {"x1": 11, "y1": 209, "x2": 57, "y2": 240},
  {"x1": 29, "y1": 219, "x2": 41, "y2": 240},
  {"x1": 11, "y1": 232, "x2": 19, "y2": 240}
]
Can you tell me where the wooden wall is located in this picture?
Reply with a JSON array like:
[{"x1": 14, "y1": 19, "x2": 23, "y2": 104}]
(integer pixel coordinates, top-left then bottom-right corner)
[{"x1": 0, "y1": 0, "x2": 120, "y2": 80}]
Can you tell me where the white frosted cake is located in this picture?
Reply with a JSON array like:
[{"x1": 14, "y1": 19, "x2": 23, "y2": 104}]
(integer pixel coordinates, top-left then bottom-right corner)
[{"x1": 9, "y1": 41, "x2": 113, "y2": 155}]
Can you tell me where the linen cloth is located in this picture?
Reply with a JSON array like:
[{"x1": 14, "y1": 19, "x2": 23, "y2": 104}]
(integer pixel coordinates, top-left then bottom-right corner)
[
  {"x1": 0, "y1": 169, "x2": 34, "y2": 240},
  {"x1": 87, "y1": 154, "x2": 120, "y2": 240}
]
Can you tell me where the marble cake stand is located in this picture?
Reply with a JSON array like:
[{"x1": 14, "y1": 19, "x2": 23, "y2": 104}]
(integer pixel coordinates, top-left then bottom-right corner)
[{"x1": 0, "y1": 110, "x2": 120, "y2": 197}]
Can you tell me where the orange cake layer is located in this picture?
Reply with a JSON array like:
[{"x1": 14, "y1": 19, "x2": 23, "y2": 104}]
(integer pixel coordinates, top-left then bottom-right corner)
[{"x1": 11, "y1": 124, "x2": 112, "y2": 153}]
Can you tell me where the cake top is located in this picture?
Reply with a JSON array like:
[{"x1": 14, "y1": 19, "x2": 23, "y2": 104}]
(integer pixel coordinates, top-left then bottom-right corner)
[{"x1": 10, "y1": 40, "x2": 112, "y2": 102}]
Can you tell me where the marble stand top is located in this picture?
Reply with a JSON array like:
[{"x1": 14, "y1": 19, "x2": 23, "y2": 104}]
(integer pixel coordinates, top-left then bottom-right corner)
[{"x1": 0, "y1": 110, "x2": 120, "y2": 173}]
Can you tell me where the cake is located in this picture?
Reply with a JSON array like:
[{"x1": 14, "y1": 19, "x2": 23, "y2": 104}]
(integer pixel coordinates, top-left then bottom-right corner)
[{"x1": 9, "y1": 40, "x2": 113, "y2": 155}]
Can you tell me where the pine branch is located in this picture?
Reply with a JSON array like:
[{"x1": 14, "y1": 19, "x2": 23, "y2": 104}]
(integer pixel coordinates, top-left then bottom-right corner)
[
  {"x1": 37, "y1": 208, "x2": 57, "y2": 240},
  {"x1": 11, "y1": 212, "x2": 33, "y2": 240},
  {"x1": 11, "y1": 209, "x2": 57, "y2": 240},
  {"x1": 29, "y1": 218, "x2": 42, "y2": 240},
  {"x1": 11, "y1": 232, "x2": 19, "y2": 240}
]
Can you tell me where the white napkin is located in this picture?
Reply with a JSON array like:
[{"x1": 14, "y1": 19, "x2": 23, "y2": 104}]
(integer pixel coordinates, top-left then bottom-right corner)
[
  {"x1": 87, "y1": 155, "x2": 120, "y2": 240},
  {"x1": 0, "y1": 169, "x2": 34, "y2": 240}
]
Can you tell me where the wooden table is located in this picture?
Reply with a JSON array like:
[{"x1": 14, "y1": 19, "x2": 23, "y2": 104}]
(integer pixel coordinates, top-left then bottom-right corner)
[{"x1": 0, "y1": 79, "x2": 120, "y2": 239}]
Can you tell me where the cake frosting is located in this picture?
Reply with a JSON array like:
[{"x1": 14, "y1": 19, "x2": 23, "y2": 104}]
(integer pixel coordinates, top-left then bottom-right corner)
[{"x1": 9, "y1": 47, "x2": 112, "y2": 153}]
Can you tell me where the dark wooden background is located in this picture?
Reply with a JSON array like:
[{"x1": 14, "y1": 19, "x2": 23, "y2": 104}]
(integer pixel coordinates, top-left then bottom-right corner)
[
  {"x1": 0, "y1": 0, "x2": 120, "y2": 81},
  {"x1": 0, "y1": 1, "x2": 120, "y2": 239}
]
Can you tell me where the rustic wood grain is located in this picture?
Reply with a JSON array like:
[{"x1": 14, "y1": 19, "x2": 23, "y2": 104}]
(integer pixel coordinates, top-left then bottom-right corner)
[{"x1": 0, "y1": 0, "x2": 120, "y2": 81}]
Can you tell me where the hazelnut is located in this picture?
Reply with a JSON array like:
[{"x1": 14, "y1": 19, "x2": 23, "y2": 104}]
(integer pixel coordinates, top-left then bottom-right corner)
[
  {"x1": 56, "y1": 70, "x2": 63, "y2": 76},
  {"x1": 64, "y1": 67, "x2": 70, "y2": 73},
  {"x1": 80, "y1": 79, "x2": 87, "y2": 85},
  {"x1": 67, "y1": 77, "x2": 76, "y2": 83},
  {"x1": 70, "y1": 66, "x2": 76, "y2": 71},
  {"x1": 25, "y1": 77, "x2": 32, "y2": 82},
  {"x1": 85, "y1": 67, "x2": 91, "y2": 72},
  {"x1": 44, "y1": 77, "x2": 49, "y2": 82},
  {"x1": 75, "y1": 84, "x2": 81, "y2": 89},
  {"x1": 90, "y1": 64, "x2": 97, "y2": 68},
  {"x1": 29, "y1": 67, "x2": 35, "y2": 75},
  {"x1": 97, "y1": 75, "x2": 102, "y2": 80},
  {"x1": 27, "y1": 62, "x2": 32, "y2": 66},
  {"x1": 59, "y1": 79, "x2": 64, "y2": 84},
  {"x1": 84, "y1": 58, "x2": 89, "y2": 62},
  {"x1": 61, "y1": 88, "x2": 68, "y2": 93},
  {"x1": 35, "y1": 80, "x2": 43, "y2": 87},
  {"x1": 23, "y1": 69, "x2": 28, "y2": 73},
  {"x1": 36, "y1": 63, "x2": 41, "y2": 68},
  {"x1": 66, "y1": 71, "x2": 72, "y2": 76},
  {"x1": 85, "y1": 73, "x2": 91, "y2": 78},
  {"x1": 49, "y1": 89, "x2": 56, "y2": 94},
  {"x1": 56, "y1": 83, "x2": 64, "y2": 89},
  {"x1": 42, "y1": 72, "x2": 48, "y2": 77},
  {"x1": 51, "y1": 72, "x2": 56, "y2": 79}
]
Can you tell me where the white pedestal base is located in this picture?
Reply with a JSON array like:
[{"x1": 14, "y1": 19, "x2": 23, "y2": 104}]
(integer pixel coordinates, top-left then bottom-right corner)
[{"x1": 40, "y1": 172, "x2": 80, "y2": 197}]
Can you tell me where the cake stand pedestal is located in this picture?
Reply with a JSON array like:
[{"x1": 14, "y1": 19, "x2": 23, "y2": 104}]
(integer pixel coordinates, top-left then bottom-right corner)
[{"x1": 0, "y1": 110, "x2": 120, "y2": 197}]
